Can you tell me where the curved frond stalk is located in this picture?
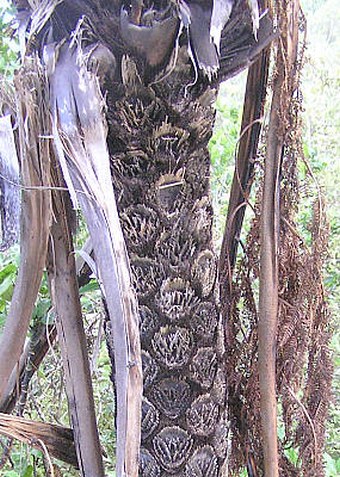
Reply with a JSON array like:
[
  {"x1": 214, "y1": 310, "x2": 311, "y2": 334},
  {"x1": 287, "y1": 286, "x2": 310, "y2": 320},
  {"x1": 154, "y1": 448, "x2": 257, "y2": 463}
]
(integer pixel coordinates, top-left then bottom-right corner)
[
  {"x1": 219, "y1": 42, "x2": 270, "y2": 287},
  {"x1": 0, "y1": 57, "x2": 51, "y2": 403}
]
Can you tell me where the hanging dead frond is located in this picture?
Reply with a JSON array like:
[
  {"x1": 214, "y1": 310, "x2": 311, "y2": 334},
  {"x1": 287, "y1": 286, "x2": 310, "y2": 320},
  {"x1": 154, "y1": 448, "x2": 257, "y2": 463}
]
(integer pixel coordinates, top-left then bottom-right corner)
[
  {"x1": 49, "y1": 36, "x2": 142, "y2": 477},
  {"x1": 226, "y1": 1, "x2": 333, "y2": 476},
  {"x1": 219, "y1": 30, "x2": 270, "y2": 286}
]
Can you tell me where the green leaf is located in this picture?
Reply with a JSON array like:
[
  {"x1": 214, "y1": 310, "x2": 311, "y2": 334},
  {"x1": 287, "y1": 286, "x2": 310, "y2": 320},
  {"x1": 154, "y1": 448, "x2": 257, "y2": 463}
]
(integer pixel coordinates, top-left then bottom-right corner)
[
  {"x1": 79, "y1": 279, "x2": 99, "y2": 294},
  {"x1": 285, "y1": 446, "x2": 299, "y2": 465},
  {"x1": 22, "y1": 465, "x2": 34, "y2": 477},
  {"x1": 0, "y1": 274, "x2": 14, "y2": 300},
  {"x1": 325, "y1": 452, "x2": 340, "y2": 476},
  {"x1": 33, "y1": 298, "x2": 51, "y2": 320},
  {"x1": 0, "y1": 262, "x2": 17, "y2": 281}
]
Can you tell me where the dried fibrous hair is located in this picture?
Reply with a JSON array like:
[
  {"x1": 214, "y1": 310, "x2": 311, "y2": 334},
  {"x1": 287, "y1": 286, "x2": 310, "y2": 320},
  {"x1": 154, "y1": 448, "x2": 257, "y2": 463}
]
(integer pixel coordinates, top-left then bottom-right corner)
[{"x1": 226, "y1": 4, "x2": 333, "y2": 476}]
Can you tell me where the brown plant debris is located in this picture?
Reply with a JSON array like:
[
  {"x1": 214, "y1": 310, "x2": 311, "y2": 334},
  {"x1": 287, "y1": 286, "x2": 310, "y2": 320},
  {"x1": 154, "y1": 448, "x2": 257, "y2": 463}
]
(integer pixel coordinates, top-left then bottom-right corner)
[
  {"x1": 0, "y1": 412, "x2": 77, "y2": 467},
  {"x1": 225, "y1": 2, "x2": 333, "y2": 476}
]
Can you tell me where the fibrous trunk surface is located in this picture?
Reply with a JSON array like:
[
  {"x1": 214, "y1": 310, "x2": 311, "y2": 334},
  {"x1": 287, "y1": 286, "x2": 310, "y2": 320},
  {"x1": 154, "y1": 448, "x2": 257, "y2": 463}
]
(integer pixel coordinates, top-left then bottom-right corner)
[{"x1": 107, "y1": 62, "x2": 227, "y2": 475}]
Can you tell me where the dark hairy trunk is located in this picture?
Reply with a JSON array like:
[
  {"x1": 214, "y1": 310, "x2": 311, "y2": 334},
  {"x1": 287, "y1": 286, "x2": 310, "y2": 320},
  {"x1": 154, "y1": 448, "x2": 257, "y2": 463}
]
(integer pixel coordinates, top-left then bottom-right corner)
[{"x1": 106, "y1": 58, "x2": 228, "y2": 474}]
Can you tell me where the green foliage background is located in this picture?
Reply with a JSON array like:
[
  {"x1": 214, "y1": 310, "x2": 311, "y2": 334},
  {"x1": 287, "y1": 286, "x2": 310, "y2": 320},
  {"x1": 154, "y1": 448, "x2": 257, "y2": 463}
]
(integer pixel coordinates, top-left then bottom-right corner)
[
  {"x1": 0, "y1": 0, "x2": 338, "y2": 475},
  {"x1": 0, "y1": 0, "x2": 17, "y2": 75}
]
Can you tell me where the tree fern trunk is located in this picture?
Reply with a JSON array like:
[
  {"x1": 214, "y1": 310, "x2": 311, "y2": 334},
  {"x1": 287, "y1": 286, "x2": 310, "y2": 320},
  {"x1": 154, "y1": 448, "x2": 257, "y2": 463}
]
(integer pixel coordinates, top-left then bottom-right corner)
[
  {"x1": 8, "y1": 1, "x2": 274, "y2": 474},
  {"x1": 107, "y1": 59, "x2": 228, "y2": 475}
]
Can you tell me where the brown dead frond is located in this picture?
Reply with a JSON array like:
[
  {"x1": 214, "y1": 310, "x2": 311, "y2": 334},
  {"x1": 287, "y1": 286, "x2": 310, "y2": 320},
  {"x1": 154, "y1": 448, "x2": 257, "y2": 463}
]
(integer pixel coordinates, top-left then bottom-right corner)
[
  {"x1": 0, "y1": 412, "x2": 77, "y2": 467},
  {"x1": 226, "y1": 1, "x2": 333, "y2": 476}
]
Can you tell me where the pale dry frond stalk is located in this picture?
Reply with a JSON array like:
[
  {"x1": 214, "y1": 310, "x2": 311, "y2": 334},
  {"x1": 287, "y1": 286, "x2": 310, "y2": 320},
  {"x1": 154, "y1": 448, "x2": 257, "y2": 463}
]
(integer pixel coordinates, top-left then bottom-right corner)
[
  {"x1": 0, "y1": 412, "x2": 77, "y2": 466},
  {"x1": 258, "y1": 1, "x2": 300, "y2": 475},
  {"x1": 49, "y1": 42, "x2": 142, "y2": 477},
  {"x1": 0, "y1": 57, "x2": 51, "y2": 403}
]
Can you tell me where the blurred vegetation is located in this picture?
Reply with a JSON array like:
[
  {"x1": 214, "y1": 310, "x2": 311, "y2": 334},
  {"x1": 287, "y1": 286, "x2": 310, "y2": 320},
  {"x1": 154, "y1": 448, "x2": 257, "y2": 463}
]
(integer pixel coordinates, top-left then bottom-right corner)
[
  {"x1": 0, "y1": 0, "x2": 338, "y2": 475},
  {"x1": 0, "y1": 0, "x2": 18, "y2": 76}
]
